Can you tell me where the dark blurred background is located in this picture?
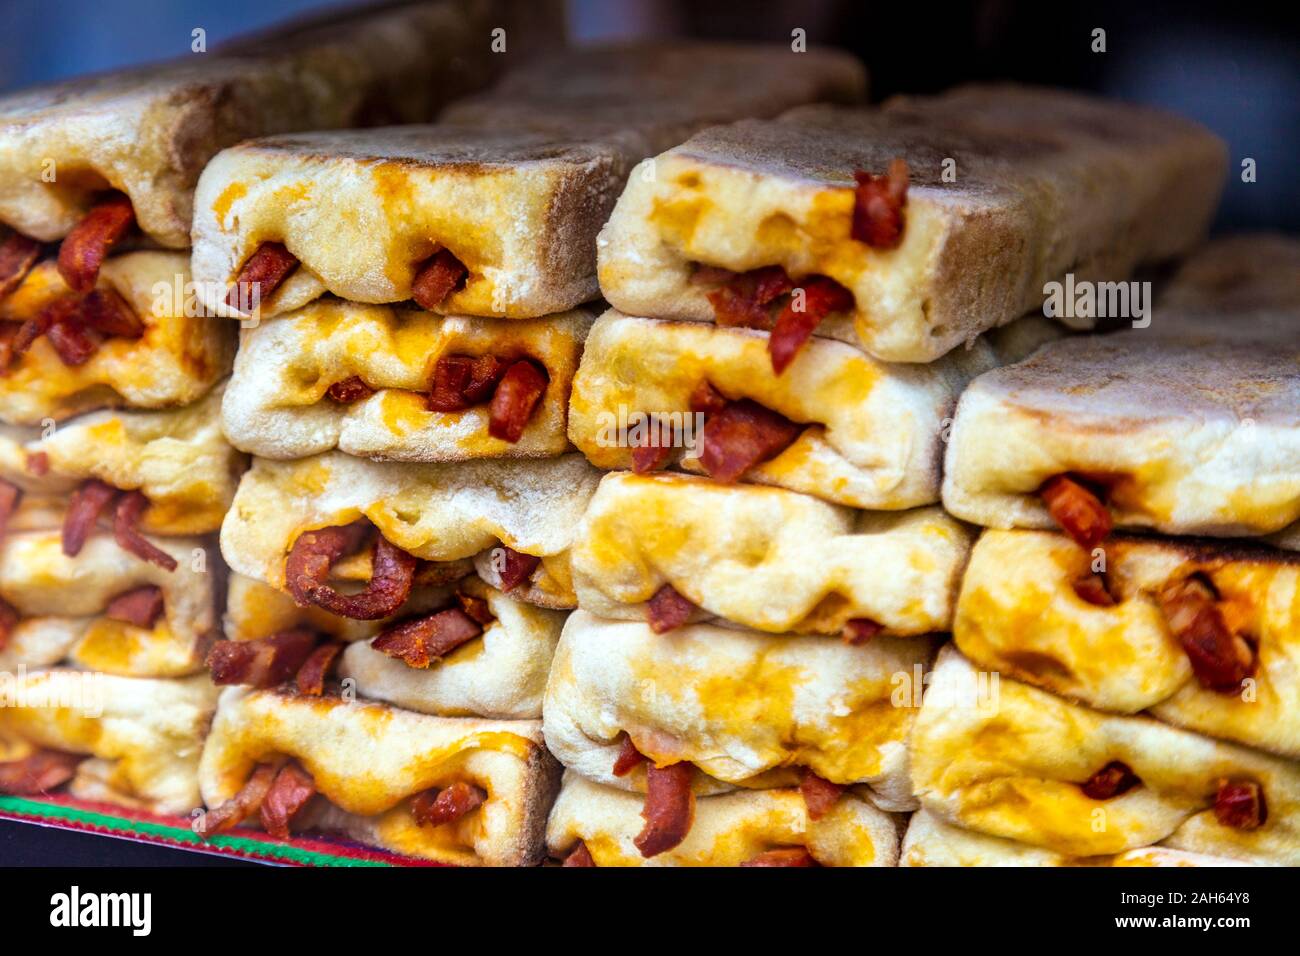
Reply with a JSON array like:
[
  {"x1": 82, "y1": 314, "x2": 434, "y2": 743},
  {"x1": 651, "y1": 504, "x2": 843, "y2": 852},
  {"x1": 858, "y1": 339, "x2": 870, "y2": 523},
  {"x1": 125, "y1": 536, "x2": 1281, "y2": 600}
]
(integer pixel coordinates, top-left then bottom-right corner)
[{"x1": 0, "y1": 0, "x2": 1295, "y2": 232}]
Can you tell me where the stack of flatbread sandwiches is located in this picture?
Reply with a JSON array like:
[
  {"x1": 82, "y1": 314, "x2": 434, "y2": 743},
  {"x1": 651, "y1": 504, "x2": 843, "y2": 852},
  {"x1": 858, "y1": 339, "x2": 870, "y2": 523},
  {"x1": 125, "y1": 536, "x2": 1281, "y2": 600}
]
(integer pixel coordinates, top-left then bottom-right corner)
[
  {"x1": 188, "y1": 31, "x2": 865, "y2": 864},
  {"x1": 2, "y1": 1, "x2": 1295, "y2": 869},
  {"x1": 0, "y1": 0, "x2": 525, "y2": 820}
]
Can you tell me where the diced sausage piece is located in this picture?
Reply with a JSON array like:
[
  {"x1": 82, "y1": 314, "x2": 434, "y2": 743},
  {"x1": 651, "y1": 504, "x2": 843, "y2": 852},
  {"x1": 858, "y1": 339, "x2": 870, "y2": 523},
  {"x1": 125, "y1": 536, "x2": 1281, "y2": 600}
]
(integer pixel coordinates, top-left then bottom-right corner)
[
  {"x1": 371, "y1": 607, "x2": 482, "y2": 668},
  {"x1": 487, "y1": 359, "x2": 548, "y2": 442},
  {"x1": 634, "y1": 762, "x2": 695, "y2": 858},
  {"x1": 1214, "y1": 780, "x2": 1267, "y2": 830},
  {"x1": 260, "y1": 762, "x2": 317, "y2": 839},
  {"x1": 113, "y1": 491, "x2": 178, "y2": 571},
  {"x1": 0, "y1": 231, "x2": 40, "y2": 300},
  {"x1": 646, "y1": 583, "x2": 695, "y2": 634},
  {"x1": 768, "y1": 276, "x2": 854, "y2": 374},
  {"x1": 706, "y1": 265, "x2": 793, "y2": 330},
  {"x1": 612, "y1": 734, "x2": 647, "y2": 777},
  {"x1": 741, "y1": 847, "x2": 819, "y2": 867},
  {"x1": 799, "y1": 771, "x2": 845, "y2": 820},
  {"x1": 1158, "y1": 575, "x2": 1258, "y2": 692},
  {"x1": 194, "y1": 763, "x2": 278, "y2": 837},
  {"x1": 104, "y1": 585, "x2": 165, "y2": 629},
  {"x1": 0, "y1": 750, "x2": 83, "y2": 795},
  {"x1": 699, "y1": 399, "x2": 802, "y2": 483},
  {"x1": 411, "y1": 781, "x2": 487, "y2": 827},
  {"x1": 411, "y1": 249, "x2": 467, "y2": 311},
  {"x1": 0, "y1": 597, "x2": 17, "y2": 651},
  {"x1": 79, "y1": 287, "x2": 143, "y2": 337},
  {"x1": 295, "y1": 641, "x2": 344, "y2": 696},
  {"x1": 851, "y1": 159, "x2": 908, "y2": 248},
  {"x1": 842, "y1": 618, "x2": 884, "y2": 646},
  {"x1": 494, "y1": 546, "x2": 540, "y2": 593},
  {"x1": 225, "y1": 242, "x2": 298, "y2": 309},
  {"x1": 456, "y1": 590, "x2": 495, "y2": 626},
  {"x1": 25, "y1": 452, "x2": 49, "y2": 477},
  {"x1": 1073, "y1": 572, "x2": 1116, "y2": 607},
  {"x1": 562, "y1": 841, "x2": 596, "y2": 867},
  {"x1": 325, "y1": 376, "x2": 375, "y2": 403},
  {"x1": 631, "y1": 424, "x2": 674, "y2": 473},
  {"x1": 62, "y1": 479, "x2": 118, "y2": 557},
  {"x1": 206, "y1": 630, "x2": 319, "y2": 687},
  {"x1": 689, "y1": 381, "x2": 729, "y2": 416},
  {"x1": 1040, "y1": 474, "x2": 1113, "y2": 550},
  {"x1": 45, "y1": 306, "x2": 103, "y2": 367},
  {"x1": 285, "y1": 524, "x2": 415, "y2": 620},
  {"x1": 58, "y1": 194, "x2": 135, "y2": 293},
  {"x1": 427, "y1": 354, "x2": 509, "y2": 412},
  {"x1": 1082, "y1": 761, "x2": 1140, "y2": 800},
  {"x1": 0, "y1": 478, "x2": 20, "y2": 540}
]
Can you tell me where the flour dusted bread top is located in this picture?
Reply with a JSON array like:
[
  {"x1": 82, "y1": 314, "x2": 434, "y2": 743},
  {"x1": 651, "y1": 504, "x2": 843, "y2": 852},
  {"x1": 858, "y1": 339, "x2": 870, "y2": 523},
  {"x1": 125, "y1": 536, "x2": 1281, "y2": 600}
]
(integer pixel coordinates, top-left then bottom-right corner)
[
  {"x1": 0, "y1": 0, "x2": 502, "y2": 247},
  {"x1": 598, "y1": 83, "x2": 1224, "y2": 362},
  {"x1": 942, "y1": 323, "x2": 1300, "y2": 537},
  {"x1": 192, "y1": 40, "x2": 865, "y2": 319}
]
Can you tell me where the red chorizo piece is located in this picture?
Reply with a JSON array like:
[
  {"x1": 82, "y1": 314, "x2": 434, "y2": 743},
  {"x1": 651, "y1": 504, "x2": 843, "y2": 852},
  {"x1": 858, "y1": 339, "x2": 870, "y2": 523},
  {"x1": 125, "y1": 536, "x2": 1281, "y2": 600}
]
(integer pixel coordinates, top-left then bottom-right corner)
[
  {"x1": 0, "y1": 597, "x2": 17, "y2": 651},
  {"x1": 295, "y1": 641, "x2": 344, "y2": 696},
  {"x1": 411, "y1": 781, "x2": 487, "y2": 827},
  {"x1": 79, "y1": 287, "x2": 143, "y2": 337},
  {"x1": 114, "y1": 491, "x2": 178, "y2": 571},
  {"x1": 646, "y1": 583, "x2": 695, "y2": 634},
  {"x1": 371, "y1": 607, "x2": 482, "y2": 668},
  {"x1": 456, "y1": 590, "x2": 494, "y2": 626},
  {"x1": 325, "y1": 376, "x2": 375, "y2": 403},
  {"x1": 206, "y1": 630, "x2": 319, "y2": 687},
  {"x1": 852, "y1": 159, "x2": 909, "y2": 249},
  {"x1": 494, "y1": 546, "x2": 540, "y2": 593},
  {"x1": 0, "y1": 750, "x2": 83, "y2": 795},
  {"x1": 1073, "y1": 572, "x2": 1116, "y2": 607},
  {"x1": 699, "y1": 399, "x2": 803, "y2": 483},
  {"x1": 612, "y1": 734, "x2": 647, "y2": 777},
  {"x1": 0, "y1": 231, "x2": 40, "y2": 300},
  {"x1": 226, "y1": 242, "x2": 298, "y2": 309},
  {"x1": 195, "y1": 762, "x2": 279, "y2": 837},
  {"x1": 285, "y1": 523, "x2": 415, "y2": 620},
  {"x1": 705, "y1": 265, "x2": 793, "y2": 330},
  {"x1": 1215, "y1": 780, "x2": 1267, "y2": 830},
  {"x1": 1158, "y1": 576, "x2": 1257, "y2": 692},
  {"x1": 741, "y1": 847, "x2": 819, "y2": 867},
  {"x1": 104, "y1": 585, "x2": 165, "y2": 629},
  {"x1": 25, "y1": 451, "x2": 49, "y2": 477},
  {"x1": 411, "y1": 249, "x2": 467, "y2": 311},
  {"x1": 57, "y1": 195, "x2": 135, "y2": 293},
  {"x1": 0, "y1": 478, "x2": 20, "y2": 540},
  {"x1": 488, "y1": 359, "x2": 548, "y2": 442},
  {"x1": 634, "y1": 762, "x2": 695, "y2": 858},
  {"x1": 62, "y1": 479, "x2": 118, "y2": 557},
  {"x1": 260, "y1": 762, "x2": 317, "y2": 839},
  {"x1": 1040, "y1": 474, "x2": 1113, "y2": 550},
  {"x1": 768, "y1": 276, "x2": 854, "y2": 375},
  {"x1": 427, "y1": 354, "x2": 507, "y2": 412},
  {"x1": 631, "y1": 428, "x2": 674, "y2": 474},
  {"x1": 842, "y1": 618, "x2": 884, "y2": 646},
  {"x1": 562, "y1": 841, "x2": 596, "y2": 867},
  {"x1": 45, "y1": 308, "x2": 104, "y2": 367},
  {"x1": 799, "y1": 771, "x2": 845, "y2": 820},
  {"x1": 1081, "y1": 761, "x2": 1139, "y2": 799}
]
